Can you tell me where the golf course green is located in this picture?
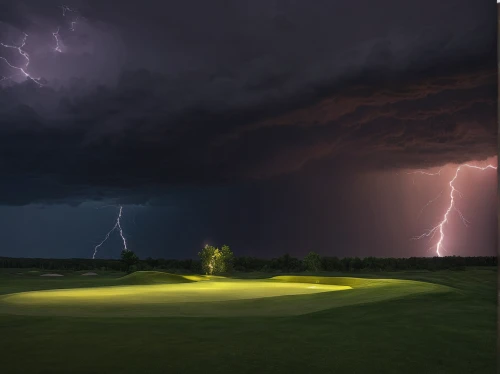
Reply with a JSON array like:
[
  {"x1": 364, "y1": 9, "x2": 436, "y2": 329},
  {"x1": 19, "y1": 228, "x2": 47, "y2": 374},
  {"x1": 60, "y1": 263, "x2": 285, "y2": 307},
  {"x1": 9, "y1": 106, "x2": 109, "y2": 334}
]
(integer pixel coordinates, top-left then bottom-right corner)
[{"x1": 0, "y1": 268, "x2": 496, "y2": 373}]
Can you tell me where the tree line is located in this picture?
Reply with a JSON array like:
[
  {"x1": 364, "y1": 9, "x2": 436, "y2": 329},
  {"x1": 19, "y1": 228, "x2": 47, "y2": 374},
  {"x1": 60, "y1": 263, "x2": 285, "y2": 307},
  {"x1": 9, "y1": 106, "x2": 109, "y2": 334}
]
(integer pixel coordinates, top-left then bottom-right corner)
[{"x1": 0, "y1": 251, "x2": 496, "y2": 273}]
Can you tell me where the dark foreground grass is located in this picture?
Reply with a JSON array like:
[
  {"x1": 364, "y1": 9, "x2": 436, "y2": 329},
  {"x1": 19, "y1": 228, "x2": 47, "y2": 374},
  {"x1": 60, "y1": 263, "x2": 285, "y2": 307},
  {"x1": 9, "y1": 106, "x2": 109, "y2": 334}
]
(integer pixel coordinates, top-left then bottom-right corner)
[{"x1": 0, "y1": 268, "x2": 496, "y2": 374}]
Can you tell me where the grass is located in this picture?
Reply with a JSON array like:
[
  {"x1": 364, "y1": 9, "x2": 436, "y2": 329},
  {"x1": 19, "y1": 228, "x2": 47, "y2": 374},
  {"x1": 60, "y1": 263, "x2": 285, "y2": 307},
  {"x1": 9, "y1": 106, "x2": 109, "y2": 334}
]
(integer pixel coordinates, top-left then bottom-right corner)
[
  {"x1": 0, "y1": 268, "x2": 496, "y2": 373},
  {"x1": 115, "y1": 271, "x2": 196, "y2": 285}
]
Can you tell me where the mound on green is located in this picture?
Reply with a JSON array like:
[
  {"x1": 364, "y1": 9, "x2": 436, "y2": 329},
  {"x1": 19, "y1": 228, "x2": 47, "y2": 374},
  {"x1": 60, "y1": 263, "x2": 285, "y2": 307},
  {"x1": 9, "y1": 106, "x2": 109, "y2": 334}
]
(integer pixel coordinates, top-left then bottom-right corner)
[
  {"x1": 0, "y1": 274, "x2": 452, "y2": 318},
  {"x1": 271, "y1": 275, "x2": 405, "y2": 287},
  {"x1": 0, "y1": 279, "x2": 351, "y2": 318},
  {"x1": 115, "y1": 271, "x2": 195, "y2": 285}
]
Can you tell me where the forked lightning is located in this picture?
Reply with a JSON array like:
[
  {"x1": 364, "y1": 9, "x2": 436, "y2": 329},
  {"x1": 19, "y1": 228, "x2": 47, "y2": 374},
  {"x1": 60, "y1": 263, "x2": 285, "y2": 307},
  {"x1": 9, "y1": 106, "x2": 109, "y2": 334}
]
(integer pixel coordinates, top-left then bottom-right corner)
[
  {"x1": 0, "y1": 33, "x2": 42, "y2": 85},
  {"x1": 412, "y1": 163, "x2": 497, "y2": 257},
  {"x1": 1, "y1": 5, "x2": 83, "y2": 85},
  {"x1": 92, "y1": 206, "x2": 129, "y2": 259}
]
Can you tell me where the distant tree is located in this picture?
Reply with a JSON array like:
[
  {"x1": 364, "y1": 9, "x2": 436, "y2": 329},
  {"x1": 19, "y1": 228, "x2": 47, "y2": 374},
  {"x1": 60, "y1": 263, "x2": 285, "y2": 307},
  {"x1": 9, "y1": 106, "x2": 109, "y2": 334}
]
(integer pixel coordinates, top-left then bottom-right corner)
[
  {"x1": 270, "y1": 253, "x2": 303, "y2": 273},
  {"x1": 145, "y1": 257, "x2": 159, "y2": 269},
  {"x1": 274, "y1": 253, "x2": 292, "y2": 272},
  {"x1": 121, "y1": 250, "x2": 139, "y2": 273},
  {"x1": 282, "y1": 253, "x2": 292, "y2": 271},
  {"x1": 351, "y1": 257, "x2": 363, "y2": 271},
  {"x1": 220, "y1": 245, "x2": 234, "y2": 272},
  {"x1": 198, "y1": 244, "x2": 234, "y2": 275},
  {"x1": 321, "y1": 256, "x2": 341, "y2": 272},
  {"x1": 0, "y1": 254, "x2": 497, "y2": 273},
  {"x1": 340, "y1": 257, "x2": 350, "y2": 271},
  {"x1": 304, "y1": 251, "x2": 322, "y2": 272}
]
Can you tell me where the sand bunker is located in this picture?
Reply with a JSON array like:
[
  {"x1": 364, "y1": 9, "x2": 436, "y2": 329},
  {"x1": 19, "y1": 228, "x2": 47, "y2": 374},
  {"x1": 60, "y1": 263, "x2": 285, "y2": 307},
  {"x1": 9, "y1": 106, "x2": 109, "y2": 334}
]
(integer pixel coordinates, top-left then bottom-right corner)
[
  {"x1": 40, "y1": 273, "x2": 64, "y2": 277},
  {"x1": 81, "y1": 272, "x2": 98, "y2": 276}
]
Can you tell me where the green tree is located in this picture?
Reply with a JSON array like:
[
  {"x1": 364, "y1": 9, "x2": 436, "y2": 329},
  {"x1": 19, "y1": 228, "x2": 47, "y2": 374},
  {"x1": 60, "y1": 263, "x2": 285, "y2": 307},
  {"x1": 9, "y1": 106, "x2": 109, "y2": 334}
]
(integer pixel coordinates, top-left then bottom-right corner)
[
  {"x1": 198, "y1": 244, "x2": 234, "y2": 275},
  {"x1": 198, "y1": 245, "x2": 215, "y2": 275},
  {"x1": 220, "y1": 245, "x2": 234, "y2": 273},
  {"x1": 303, "y1": 251, "x2": 322, "y2": 272},
  {"x1": 121, "y1": 250, "x2": 139, "y2": 273}
]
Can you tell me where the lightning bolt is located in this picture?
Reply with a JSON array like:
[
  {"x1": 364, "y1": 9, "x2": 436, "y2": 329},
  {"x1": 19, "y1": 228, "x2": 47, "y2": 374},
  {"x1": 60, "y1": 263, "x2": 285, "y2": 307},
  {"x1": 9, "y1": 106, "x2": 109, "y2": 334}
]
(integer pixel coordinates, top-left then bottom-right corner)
[
  {"x1": 69, "y1": 15, "x2": 84, "y2": 32},
  {"x1": 52, "y1": 27, "x2": 62, "y2": 53},
  {"x1": 92, "y1": 205, "x2": 129, "y2": 259},
  {"x1": 60, "y1": 5, "x2": 81, "y2": 30},
  {"x1": 1, "y1": 5, "x2": 85, "y2": 86},
  {"x1": 0, "y1": 33, "x2": 43, "y2": 86},
  {"x1": 60, "y1": 5, "x2": 77, "y2": 17},
  {"x1": 407, "y1": 168, "x2": 443, "y2": 176},
  {"x1": 55, "y1": 5, "x2": 82, "y2": 49},
  {"x1": 412, "y1": 163, "x2": 497, "y2": 257},
  {"x1": 70, "y1": 18, "x2": 78, "y2": 32},
  {"x1": 407, "y1": 168, "x2": 442, "y2": 185},
  {"x1": 417, "y1": 190, "x2": 443, "y2": 219}
]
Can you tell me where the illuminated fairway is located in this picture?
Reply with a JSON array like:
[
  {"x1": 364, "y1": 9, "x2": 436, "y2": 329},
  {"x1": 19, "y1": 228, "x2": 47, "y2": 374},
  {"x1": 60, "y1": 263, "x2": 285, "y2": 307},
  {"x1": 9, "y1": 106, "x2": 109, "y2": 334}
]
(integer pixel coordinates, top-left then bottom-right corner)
[
  {"x1": 0, "y1": 269, "x2": 495, "y2": 374},
  {"x1": 0, "y1": 273, "x2": 450, "y2": 317},
  {"x1": 2, "y1": 281, "x2": 349, "y2": 304}
]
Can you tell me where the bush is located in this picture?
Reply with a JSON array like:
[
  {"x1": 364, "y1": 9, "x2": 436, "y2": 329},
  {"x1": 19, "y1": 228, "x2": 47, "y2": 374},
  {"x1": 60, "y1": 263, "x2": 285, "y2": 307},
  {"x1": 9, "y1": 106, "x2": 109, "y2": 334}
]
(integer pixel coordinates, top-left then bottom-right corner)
[
  {"x1": 260, "y1": 264, "x2": 271, "y2": 273},
  {"x1": 128, "y1": 265, "x2": 138, "y2": 273}
]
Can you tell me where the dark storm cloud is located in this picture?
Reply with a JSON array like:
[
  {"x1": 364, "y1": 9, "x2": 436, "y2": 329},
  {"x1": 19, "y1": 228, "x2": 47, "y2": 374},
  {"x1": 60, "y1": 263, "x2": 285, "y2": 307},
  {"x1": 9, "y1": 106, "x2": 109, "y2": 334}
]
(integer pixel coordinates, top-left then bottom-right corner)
[
  {"x1": 0, "y1": 0, "x2": 496, "y2": 205},
  {"x1": 222, "y1": 66, "x2": 496, "y2": 176}
]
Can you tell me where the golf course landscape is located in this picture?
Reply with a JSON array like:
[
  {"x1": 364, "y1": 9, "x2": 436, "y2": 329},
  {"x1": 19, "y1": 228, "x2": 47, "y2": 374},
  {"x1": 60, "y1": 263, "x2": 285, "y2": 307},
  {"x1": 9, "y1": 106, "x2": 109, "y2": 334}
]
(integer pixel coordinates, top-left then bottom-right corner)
[{"x1": 0, "y1": 267, "x2": 496, "y2": 373}]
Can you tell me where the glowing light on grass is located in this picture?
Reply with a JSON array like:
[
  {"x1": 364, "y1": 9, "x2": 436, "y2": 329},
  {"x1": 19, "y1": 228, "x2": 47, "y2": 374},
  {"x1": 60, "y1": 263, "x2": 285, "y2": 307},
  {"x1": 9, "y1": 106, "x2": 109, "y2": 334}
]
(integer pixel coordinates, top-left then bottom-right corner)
[
  {"x1": 3, "y1": 281, "x2": 352, "y2": 306},
  {"x1": 0, "y1": 275, "x2": 448, "y2": 317},
  {"x1": 412, "y1": 163, "x2": 497, "y2": 257}
]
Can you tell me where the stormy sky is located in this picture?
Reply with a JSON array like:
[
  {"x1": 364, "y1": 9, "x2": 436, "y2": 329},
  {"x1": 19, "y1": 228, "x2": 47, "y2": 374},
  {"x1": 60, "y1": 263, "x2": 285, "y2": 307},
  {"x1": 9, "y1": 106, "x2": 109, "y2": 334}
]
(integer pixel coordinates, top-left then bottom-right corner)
[{"x1": 0, "y1": 0, "x2": 496, "y2": 259}]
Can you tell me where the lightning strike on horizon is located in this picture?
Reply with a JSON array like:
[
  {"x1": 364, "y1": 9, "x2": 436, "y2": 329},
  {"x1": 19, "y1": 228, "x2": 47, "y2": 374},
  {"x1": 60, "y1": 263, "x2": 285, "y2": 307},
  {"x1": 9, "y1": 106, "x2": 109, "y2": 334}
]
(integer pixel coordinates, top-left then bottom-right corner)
[
  {"x1": 0, "y1": 33, "x2": 43, "y2": 86},
  {"x1": 92, "y1": 205, "x2": 129, "y2": 259},
  {"x1": 412, "y1": 163, "x2": 497, "y2": 257}
]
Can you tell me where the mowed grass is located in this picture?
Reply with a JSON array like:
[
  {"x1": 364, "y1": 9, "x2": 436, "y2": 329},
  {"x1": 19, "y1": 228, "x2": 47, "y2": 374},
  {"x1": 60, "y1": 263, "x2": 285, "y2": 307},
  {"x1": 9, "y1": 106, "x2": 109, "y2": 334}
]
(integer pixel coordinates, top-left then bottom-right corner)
[
  {"x1": 0, "y1": 268, "x2": 496, "y2": 373},
  {"x1": 0, "y1": 271, "x2": 447, "y2": 317},
  {"x1": 0, "y1": 279, "x2": 352, "y2": 317}
]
